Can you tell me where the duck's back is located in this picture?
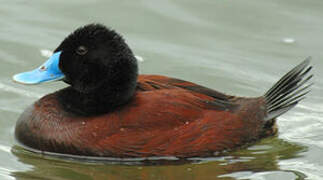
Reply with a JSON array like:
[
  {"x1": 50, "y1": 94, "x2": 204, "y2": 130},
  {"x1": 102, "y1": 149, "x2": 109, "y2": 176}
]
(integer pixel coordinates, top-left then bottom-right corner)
[{"x1": 15, "y1": 75, "x2": 270, "y2": 158}]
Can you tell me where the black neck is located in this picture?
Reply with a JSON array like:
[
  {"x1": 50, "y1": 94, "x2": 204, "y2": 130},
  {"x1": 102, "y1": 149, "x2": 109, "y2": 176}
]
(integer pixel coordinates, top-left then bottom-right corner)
[
  {"x1": 57, "y1": 61, "x2": 138, "y2": 116},
  {"x1": 56, "y1": 85, "x2": 135, "y2": 116}
]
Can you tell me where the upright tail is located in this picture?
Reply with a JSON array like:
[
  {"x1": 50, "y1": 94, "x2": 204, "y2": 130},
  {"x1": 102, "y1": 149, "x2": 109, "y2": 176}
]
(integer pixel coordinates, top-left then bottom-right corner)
[{"x1": 264, "y1": 57, "x2": 313, "y2": 121}]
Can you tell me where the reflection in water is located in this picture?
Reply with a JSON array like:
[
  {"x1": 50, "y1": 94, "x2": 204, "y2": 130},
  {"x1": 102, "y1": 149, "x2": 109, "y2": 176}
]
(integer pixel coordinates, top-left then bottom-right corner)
[{"x1": 11, "y1": 137, "x2": 307, "y2": 180}]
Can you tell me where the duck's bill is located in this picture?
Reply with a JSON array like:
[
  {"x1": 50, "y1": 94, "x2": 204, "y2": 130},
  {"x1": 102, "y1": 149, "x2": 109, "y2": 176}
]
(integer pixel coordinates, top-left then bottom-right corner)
[{"x1": 13, "y1": 51, "x2": 65, "y2": 85}]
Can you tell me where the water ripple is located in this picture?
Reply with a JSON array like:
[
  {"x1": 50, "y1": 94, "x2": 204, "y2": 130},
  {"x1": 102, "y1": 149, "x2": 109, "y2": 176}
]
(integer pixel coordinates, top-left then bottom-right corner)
[{"x1": 0, "y1": 82, "x2": 41, "y2": 98}]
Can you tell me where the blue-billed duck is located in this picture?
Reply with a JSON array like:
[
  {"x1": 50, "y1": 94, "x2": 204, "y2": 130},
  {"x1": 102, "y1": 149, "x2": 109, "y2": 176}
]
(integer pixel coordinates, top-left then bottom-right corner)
[{"x1": 13, "y1": 24, "x2": 312, "y2": 158}]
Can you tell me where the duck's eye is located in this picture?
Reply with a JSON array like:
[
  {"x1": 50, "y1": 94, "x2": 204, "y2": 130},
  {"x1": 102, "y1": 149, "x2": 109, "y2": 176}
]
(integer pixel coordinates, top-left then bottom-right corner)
[{"x1": 76, "y1": 46, "x2": 88, "y2": 55}]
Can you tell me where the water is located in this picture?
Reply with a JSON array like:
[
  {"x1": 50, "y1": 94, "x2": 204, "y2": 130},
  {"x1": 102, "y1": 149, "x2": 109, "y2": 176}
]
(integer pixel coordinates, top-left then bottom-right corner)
[{"x1": 0, "y1": 0, "x2": 323, "y2": 179}]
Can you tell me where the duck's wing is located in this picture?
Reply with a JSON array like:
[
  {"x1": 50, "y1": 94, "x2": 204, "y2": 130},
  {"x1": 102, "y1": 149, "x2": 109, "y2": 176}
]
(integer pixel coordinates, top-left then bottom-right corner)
[
  {"x1": 137, "y1": 75, "x2": 237, "y2": 111},
  {"x1": 137, "y1": 75, "x2": 232, "y2": 100}
]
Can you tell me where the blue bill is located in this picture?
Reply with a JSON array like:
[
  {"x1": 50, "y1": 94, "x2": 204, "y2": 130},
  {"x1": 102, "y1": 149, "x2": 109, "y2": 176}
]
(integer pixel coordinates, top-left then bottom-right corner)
[{"x1": 13, "y1": 51, "x2": 64, "y2": 84}]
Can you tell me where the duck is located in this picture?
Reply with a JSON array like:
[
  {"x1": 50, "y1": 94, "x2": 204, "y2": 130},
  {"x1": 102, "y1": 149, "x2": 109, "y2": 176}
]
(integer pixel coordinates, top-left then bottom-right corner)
[{"x1": 13, "y1": 24, "x2": 312, "y2": 158}]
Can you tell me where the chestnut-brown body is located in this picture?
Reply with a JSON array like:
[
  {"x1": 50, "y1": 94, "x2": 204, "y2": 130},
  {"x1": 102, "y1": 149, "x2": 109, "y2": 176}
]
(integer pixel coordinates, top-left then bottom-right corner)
[{"x1": 15, "y1": 75, "x2": 273, "y2": 158}]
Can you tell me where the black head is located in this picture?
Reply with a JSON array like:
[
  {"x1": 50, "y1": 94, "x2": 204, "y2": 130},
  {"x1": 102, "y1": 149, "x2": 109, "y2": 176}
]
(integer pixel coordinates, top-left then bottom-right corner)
[
  {"x1": 54, "y1": 24, "x2": 138, "y2": 93},
  {"x1": 52, "y1": 24, "x2": 138, "y2": 115}
]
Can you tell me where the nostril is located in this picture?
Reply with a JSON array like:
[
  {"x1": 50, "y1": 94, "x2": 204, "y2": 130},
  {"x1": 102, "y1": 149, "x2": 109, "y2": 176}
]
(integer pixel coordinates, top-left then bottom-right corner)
[{"x1": 39, "y1": 66, "x2": 47, "y2": 71}]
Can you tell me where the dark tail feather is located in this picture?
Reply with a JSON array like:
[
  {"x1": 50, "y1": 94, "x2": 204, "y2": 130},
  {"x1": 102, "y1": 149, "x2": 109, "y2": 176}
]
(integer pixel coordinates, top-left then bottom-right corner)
[{"x1": 264, "y1": 57, "x2": 313, "y2": 121}]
